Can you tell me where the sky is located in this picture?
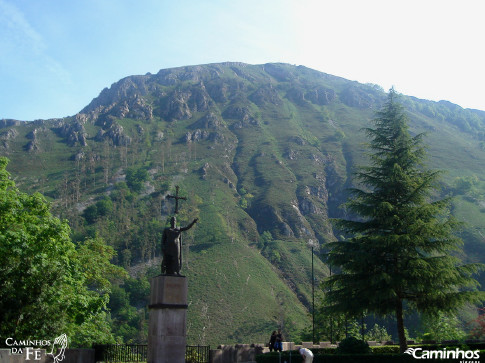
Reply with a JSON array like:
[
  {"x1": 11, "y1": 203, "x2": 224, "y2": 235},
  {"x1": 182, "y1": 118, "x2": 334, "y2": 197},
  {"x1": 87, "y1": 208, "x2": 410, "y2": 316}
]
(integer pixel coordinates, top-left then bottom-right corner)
[{"x1": 1, "y1": 0, "x2": 484, "y2": 121}]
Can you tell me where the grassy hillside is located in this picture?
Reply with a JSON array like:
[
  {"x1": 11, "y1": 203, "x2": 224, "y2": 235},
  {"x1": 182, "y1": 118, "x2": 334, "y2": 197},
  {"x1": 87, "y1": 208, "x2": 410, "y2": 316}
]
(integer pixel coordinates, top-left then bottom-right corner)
[{"x1": 1, "y1": 62, "x2": 485, "y2": 345}]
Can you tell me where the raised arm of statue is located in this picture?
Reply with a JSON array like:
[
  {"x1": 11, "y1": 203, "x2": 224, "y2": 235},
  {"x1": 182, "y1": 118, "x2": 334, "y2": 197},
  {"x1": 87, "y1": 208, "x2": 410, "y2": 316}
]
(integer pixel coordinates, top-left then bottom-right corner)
[{"x1": 180, "y1": 218, "x2": 198, "y2": 232}]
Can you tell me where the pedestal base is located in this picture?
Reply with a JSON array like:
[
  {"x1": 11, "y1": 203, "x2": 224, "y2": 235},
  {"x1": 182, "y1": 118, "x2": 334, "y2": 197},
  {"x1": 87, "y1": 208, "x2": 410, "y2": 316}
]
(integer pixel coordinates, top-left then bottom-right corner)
[{"x1": 148, "y1": 275, "x2": 188, "y2": 363}]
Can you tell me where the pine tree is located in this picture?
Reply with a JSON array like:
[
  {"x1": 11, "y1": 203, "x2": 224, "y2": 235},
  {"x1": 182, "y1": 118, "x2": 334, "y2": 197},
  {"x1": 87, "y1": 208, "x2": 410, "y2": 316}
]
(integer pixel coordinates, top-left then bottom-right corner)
[{"x1": 323, "y1": 89, "x2": 484, "y2": 352}]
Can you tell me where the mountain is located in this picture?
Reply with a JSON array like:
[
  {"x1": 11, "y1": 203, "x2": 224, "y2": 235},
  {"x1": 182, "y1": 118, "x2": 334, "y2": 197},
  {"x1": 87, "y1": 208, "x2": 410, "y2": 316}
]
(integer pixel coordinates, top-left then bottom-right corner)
[{"x1": 1, "y1": 62, "x2": 485, "y2": 345}]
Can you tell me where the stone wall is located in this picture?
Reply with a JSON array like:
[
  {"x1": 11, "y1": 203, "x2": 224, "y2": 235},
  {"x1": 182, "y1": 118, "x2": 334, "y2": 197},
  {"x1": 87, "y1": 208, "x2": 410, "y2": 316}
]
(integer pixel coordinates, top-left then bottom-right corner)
[
  {"x1": 210, "y1": 344, "x2": 264, "y2": 363},
  {"x1": 207, "y1": 342, "x2": 332, "y2": 363}
]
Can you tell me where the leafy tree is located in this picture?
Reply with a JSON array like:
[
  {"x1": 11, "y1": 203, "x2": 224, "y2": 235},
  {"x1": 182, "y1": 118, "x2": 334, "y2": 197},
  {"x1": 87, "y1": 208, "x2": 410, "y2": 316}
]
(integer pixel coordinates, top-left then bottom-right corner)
[
  {"x1": 238, "y1": 187, "x2": 254, "y2": 209},
  {"x1": 259, "y1": 232, "x2": 282, "y2": 263},
  {"x1": 68, "y1": 236, "x2": 127, "y2": 346},
  {"x1": 83, "y1": 204, "x2": 99, "y2": 224},
  {"x1": 125, "y1": 167, "x2": 149, "y2": 193},
  {"x1": 419, "y1": 312, "x2": 466, "y2": 342},
  {"x1": 108, "y1": 276, "x2": 150, "y2": 343},
  {"x1": 323, "y1": 89, "x2": 484, "y2": 352},
  {"x1": 96, "y1": 196, "x2": 114, "y2": 216},
  {"x1": 258, "y1": 230, "x2": 273, "y2": 249},
  {"x1": 0, "y1": 157, "x2": 124, "y2": 346},
  {"x1": 76, "y1": 235, "x2": 127, "y2": 293},
  {"x1": 82, "y1": 197, "x2": 114, "y2": 224},
  {"x1": 123, "y1": 276, "x2": 150, "y2": 308},
  {"x1": 453, "y1": 175, "x2": 479, "y2": 195},
  {"x1": 366, "y1": 323, "x2": 391, "y2": 342}
]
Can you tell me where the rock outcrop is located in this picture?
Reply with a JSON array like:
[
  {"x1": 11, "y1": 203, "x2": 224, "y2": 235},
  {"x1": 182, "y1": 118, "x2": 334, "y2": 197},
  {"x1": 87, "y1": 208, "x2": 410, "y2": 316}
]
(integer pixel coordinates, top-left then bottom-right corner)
[
  {"x1": 56, "y1": 118, "x2": 88, "y2": 146},
  {"x1": 0, "y1": 128, "x2": 18, "y2": 150},
  {"x1": 0, "y1": 119, "x2": 21, "y2": 129},
  {"x1": 95, "y1": 119, "x2": 131, "y2": 146},
  {"x1": 224, "y1": 105, "x2": 259, "y2": 128}
]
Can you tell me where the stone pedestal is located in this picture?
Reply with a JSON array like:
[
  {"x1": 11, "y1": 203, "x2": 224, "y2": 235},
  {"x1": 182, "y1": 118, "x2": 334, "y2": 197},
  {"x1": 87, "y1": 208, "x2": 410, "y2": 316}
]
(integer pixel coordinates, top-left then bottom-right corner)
[{"x1": 148, "y1": 275, "x2": 188, "y2": 363}]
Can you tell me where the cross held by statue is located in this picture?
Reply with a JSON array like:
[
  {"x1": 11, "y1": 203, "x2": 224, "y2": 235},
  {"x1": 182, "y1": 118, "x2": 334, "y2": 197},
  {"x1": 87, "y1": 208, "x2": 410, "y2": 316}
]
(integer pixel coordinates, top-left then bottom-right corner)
[{"x1": 166, "y1": 185, "x2": 187, "y2": 214}]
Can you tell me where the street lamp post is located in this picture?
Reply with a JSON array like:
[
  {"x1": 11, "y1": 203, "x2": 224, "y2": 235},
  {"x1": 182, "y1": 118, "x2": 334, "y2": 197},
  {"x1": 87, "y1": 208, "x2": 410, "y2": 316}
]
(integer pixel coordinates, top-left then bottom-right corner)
[
  {"x1": 307, "y1": 239, "x2": 318, "y2": 344},
  {"x1": 329, "y1": 264, "x2": 333, "y2": 344},
  {"x1": 312, "y1": 245, "x2": 315, "y2": 344}
]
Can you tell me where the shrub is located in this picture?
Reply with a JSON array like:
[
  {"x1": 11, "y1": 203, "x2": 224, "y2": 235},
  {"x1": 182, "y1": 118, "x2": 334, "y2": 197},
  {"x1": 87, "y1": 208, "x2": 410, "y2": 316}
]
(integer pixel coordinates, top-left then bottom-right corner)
[
  {"x1": 256, "y1": 353, "x2": 416, "y2": 363},
  {"x1": 336, "y1": 337, "x2": 372, "y2": 355},
  {"x1": 315, "y1": 355, "x2": 415, "y2": 363},
  {"x1": 371, "y1": 345, "x2": 400, "y2": 354}
]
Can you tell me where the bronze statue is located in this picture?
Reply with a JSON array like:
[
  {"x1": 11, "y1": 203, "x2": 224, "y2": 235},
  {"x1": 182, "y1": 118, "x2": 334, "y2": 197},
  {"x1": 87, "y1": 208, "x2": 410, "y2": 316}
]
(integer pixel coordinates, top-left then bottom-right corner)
[
  {"x1": 162, "y1": 216, "x2": 198, "y2": 275},
  {"x1": 161, "y1": 186, "x2": 198, "y2": 275}
]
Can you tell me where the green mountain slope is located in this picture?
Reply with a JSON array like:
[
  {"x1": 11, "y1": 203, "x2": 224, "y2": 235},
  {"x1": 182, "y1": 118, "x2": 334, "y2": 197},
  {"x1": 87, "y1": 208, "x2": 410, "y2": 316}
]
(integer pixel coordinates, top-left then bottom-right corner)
[{"x1": 1, "y1": 62, "x2": 485, "y2": 345}]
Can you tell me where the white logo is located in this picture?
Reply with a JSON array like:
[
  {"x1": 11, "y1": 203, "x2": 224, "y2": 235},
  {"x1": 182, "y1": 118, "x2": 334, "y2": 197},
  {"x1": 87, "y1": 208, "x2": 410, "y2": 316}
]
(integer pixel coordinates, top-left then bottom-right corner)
[
  {"x1": 48, "y1": 334, "x2": 68, "y2": 363},
  {"x1": 404, "y1": 348, "x2": 418, "y2": 356},
  {"x1": 404, "y1": 347, "x2": 480, "y2": 361},
  {"x1": 5, "y1": 333, "x2": 68, "y2": 362}
]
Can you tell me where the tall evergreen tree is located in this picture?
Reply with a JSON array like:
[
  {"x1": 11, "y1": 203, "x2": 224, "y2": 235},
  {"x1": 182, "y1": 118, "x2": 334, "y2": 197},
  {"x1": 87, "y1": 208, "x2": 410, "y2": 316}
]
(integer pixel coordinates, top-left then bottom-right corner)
[{"x1": 323, "y1": 89, "x2": 484, "y2": 352}]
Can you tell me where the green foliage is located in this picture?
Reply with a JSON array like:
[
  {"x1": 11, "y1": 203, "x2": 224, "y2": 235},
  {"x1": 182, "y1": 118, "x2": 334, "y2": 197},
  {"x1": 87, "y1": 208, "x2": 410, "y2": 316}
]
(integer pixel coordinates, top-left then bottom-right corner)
[
  {"x1": 76, "y1": 235, "x2": 127, "y2": 292},
  {"x1": 96, "y1": 196, "x2": 114, "y2": 216},
  {"x1": 111, "y1": 182, "x2": 135, "y2": 202},
  {"x1": 324, "y1": 90, "x2": 485, "y2": 352},
  {"x1": 258, "y1": 231, "x2": 284, "y2": 264},
  {"x1": 82, "y1": 204, "x2": 98, "y2": 224},
  {"x1": 258, "y1": 230, "x2": 273, "y2": 249},
  {"x1": 366, "y1": 324, "x2": 392, "y2": 342},
  {"x1": 83, "y1": 197, "x2": 114, "y2": 224},
  {"x1": 336, "y1": 337, "x2": 372, "y2": 354},
  {"x1": 317, "y1": 357, "x2": 416, "y2": 363},
  {"x1": 123, "y1": 276, "x2": 150, "y2": 308},
  {"x1": 185, "y1": 349, "x2": 207, "y2": 363},
  {"x1": 0, "y1": 157, "x2": 121, "y2": 346},
  {"x1": 256, "y1": 353, "x2": 419, "y2": 363},
  {"x1": 299, "y1": 302, "x2": 351, "y2": 343},
  {"x1": 334, "y1": 130, "x2": 346, "y2": 141},
  {"x1": 370, "y1": 346, "x2": 401, "y2": 354},
  {"x1": 0, "y1": 156, "x2": 75, "y2": 339},
  {"x1": 108, "y1": 275, "x2": 150, "y2": 343},
  {"x1": 125, "y1": 166, "x2": 149, "y2": 192},
  {"x1": 238, "y1": 187, "x2": 254, "y2": 209},
  {"x1": 453, "y1": 175, "x2": 479, "y2": 195},
  {"x1": 419, "y1": 313, "x2": 466, "y2": 342}
]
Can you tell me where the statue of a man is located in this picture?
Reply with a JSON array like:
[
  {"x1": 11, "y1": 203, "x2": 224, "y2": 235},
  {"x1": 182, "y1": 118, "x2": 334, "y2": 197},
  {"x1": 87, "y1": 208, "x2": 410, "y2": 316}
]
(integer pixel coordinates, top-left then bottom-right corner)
[{"x1": 162, "y1": 216, "x2": 198, "y2": 275}]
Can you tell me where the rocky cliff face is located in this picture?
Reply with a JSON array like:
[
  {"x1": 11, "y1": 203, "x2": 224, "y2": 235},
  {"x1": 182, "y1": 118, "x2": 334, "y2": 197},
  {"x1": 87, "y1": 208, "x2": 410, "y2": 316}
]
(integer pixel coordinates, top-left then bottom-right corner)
[
  {"x1": 7, "y1": 62, "x2": 485, "y2": 245},
  {"x1": 4, "y1": 62, "x2": 485, "y2": 245}
]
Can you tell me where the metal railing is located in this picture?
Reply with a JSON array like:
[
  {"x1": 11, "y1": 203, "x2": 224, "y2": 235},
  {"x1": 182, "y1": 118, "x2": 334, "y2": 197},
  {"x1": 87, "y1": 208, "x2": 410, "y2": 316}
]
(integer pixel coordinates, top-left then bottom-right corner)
[
  {"x1": 94, "y1": 344, "x2": 148, "y2": 362},
  {"x1": 186, "y1": 345, "x2": 210, "y2": 363},
  {"x1": 93, "y1": 344, "x2": 210, "y2": 362}
]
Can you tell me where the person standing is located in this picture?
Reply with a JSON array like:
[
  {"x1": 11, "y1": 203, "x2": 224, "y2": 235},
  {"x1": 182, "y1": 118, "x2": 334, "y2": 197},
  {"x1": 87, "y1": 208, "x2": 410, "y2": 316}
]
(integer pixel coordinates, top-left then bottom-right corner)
[
  {"x1": 299, "y1": 347, "x2": 313, "y2": 363},
  {"x1": 274, "y1": 329, "x2": 283, "y2": 352},
  {"x1": 268, "y1": 331, "x2": 276, "y2": 352}
]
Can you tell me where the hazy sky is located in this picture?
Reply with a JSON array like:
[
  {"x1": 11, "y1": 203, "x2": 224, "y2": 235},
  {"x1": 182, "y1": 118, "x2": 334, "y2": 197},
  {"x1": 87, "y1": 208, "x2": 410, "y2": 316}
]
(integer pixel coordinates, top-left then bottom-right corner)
[{"x1": 1, "y1": 0, "x2": 484, "y2": 120}]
